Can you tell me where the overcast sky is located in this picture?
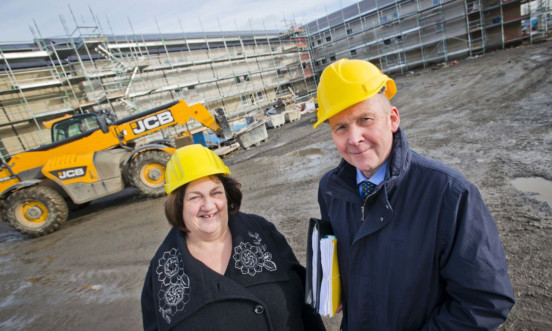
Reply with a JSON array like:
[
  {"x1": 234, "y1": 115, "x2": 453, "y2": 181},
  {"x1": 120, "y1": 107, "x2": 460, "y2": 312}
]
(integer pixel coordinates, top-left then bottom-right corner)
[{"x1": 0, "y1": 0, "x2": 358, "y2": 43}]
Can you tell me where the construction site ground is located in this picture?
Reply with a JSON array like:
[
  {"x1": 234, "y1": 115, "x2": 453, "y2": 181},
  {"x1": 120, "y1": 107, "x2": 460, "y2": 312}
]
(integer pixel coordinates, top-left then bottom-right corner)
[{"x1": 1, "y1": 41, "x2": 551, "y2": 330}]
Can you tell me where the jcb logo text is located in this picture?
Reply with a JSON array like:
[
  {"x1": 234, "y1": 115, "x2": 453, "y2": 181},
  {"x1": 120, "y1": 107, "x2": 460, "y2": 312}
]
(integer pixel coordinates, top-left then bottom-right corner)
[
  {"x1": 50, "y1": 167, "x2": 87, "y2": 180},
  {"x1": 131, "y1": 111, "x2": 175, "y2": 135}
]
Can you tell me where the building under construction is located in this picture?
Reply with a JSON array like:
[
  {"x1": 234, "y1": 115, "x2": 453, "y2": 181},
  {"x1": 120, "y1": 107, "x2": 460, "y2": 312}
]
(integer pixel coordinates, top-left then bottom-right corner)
[
  {"x1": 0, "y1": 0, "x2": 550, "y2": 158},
  {"x1": 306, "y1": 0, "x2": 551, "y2": 74}
]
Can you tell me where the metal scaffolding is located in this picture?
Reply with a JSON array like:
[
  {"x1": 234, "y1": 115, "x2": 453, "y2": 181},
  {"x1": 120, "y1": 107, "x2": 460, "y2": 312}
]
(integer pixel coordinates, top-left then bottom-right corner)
[
  {"x1": 305, "y1": 0, "x2": 550, "y2": 77},
  {"x1": 0, "y1": 11, "x2": 314, "y2": 157}
]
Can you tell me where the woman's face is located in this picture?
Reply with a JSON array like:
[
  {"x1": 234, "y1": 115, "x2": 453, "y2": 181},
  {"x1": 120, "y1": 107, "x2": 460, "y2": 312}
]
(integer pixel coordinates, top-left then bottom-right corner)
[{"x1": 182, "y1": 176, "x2": 229, "y2": 240}]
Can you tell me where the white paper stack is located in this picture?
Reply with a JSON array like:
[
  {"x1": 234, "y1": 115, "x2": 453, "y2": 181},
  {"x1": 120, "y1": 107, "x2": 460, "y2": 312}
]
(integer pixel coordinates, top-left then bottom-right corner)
[{"x1": 319, "y1": 235, "x2": 338, "y2": 317}]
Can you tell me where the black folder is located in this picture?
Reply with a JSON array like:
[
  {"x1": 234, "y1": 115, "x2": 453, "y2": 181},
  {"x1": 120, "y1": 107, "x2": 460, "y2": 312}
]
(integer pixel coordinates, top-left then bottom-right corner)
[{"x1": 305, "y1": 217, "x2": 334, "y2": 310}]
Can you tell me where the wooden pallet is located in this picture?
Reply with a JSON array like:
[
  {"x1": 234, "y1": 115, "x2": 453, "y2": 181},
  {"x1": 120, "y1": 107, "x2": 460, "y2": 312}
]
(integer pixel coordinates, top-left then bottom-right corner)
[{"x1": 214, "y1": 142, "x2": 241, "y2": 158}]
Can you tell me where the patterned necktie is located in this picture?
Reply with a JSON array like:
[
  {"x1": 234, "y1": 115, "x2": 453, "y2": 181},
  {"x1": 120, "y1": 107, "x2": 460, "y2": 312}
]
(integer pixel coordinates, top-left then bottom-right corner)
[{"x1": 360, "y1": 180, "x2": 377, "y2": 200}]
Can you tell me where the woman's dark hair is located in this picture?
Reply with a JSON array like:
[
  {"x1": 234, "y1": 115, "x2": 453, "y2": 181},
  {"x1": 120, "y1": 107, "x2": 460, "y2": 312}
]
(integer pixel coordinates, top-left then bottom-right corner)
[{"x1": 164, "y1": 175, "x2": 242, "y2": 233}]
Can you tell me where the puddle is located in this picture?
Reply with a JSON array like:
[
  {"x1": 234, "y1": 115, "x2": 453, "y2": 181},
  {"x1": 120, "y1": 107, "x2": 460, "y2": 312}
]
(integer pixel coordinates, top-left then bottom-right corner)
[
  {"x1": 511, "y1": 177, "x2": 552, "y2": 207},
  {"x1": 0, "y1": 222, "x2": 26, "y2": 244}
]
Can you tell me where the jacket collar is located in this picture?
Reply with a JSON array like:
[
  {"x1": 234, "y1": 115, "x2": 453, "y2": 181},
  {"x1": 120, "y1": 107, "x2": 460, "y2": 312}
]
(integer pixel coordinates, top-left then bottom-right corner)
[{"x1": 387, "y1": 128, "x2": 411, "y2": 188}]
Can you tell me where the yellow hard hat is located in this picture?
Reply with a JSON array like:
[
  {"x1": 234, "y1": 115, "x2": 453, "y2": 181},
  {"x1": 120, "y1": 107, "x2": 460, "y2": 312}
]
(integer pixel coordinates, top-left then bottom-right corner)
[
  {"x1": 313, "y1": 58, "x2": 396, "y2": 129},
  {"x1": 164, "y1": 144, "x2": 230, "y2": 195}
]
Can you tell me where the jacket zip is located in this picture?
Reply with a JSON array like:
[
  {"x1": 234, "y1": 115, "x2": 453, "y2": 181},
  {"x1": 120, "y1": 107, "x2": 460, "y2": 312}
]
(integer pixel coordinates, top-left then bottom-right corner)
[{"x1": 360, "y1": 191, "x2": 373, "y2": 222}]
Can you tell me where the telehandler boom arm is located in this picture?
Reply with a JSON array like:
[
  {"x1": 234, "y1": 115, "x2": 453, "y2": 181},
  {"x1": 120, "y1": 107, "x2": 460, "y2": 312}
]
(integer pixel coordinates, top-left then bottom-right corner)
[{"x1": 113, "y1": 99, "x2": 230, "y2": 142}]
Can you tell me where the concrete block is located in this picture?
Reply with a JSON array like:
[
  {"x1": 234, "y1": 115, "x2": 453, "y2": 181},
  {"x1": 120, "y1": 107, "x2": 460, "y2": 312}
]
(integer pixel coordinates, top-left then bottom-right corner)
[
  {"x1": 265, "y1": 113, "x2": 285, "y2": 129},
  {"x1": 284, "y1": 109, "x2": 301, "y2": 123},
  {"x1": 235, "y1": 120, "x2": 268, "y2": 150}
]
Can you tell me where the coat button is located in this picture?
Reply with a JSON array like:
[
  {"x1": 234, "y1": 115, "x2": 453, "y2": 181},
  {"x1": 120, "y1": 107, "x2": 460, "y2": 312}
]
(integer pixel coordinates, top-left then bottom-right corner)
[
  {"x1": 380, "y1": 217, "x2": 384, "y2": 222},
  {"x1": 254, "y1": 305, "x2": 264, "y2": 314}
]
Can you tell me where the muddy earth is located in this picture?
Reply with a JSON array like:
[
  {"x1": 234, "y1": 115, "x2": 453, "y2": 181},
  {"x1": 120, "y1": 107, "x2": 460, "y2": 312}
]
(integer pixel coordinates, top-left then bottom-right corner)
[{"x1": 1, "y1": 41, "x2": 551, "y2": 330}]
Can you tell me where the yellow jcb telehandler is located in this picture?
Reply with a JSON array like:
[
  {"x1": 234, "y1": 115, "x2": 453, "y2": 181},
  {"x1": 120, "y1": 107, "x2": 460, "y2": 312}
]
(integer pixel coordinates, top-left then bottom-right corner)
[{"x1": 0, "y1": 99, "x2": 231, "y2": 237}]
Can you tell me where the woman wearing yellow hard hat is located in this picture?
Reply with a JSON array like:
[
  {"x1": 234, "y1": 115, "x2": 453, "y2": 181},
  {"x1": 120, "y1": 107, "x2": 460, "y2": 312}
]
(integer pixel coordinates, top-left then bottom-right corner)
[{"x1": 141, "y1": 144, "x2": 324, "y2": 330}]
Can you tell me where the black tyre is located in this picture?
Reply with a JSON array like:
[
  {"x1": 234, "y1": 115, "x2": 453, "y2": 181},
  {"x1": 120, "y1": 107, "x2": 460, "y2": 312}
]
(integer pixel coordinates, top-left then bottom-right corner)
[
  {"x1": 129, "y1": 150, "x2": 171, "y2": 197},
  {"x1": 3, "y1": 186, "x2": 69, "y2": 237}
]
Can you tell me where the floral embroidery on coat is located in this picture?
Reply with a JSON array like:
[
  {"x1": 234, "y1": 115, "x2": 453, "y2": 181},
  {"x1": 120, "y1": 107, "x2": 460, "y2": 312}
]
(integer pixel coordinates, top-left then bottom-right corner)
[
  {"x1": 233, "y1": 231, "x2": 277, "y2": 276},
  {"x1": 156, "y1": 248, "x2": 191, "y2": 324}
]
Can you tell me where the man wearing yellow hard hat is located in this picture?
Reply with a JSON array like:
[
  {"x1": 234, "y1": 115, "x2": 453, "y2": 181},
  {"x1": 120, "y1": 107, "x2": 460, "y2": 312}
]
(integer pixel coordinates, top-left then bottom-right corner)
[{"x1": 314, "y1": 59, "x2": 514, "y2": 330}]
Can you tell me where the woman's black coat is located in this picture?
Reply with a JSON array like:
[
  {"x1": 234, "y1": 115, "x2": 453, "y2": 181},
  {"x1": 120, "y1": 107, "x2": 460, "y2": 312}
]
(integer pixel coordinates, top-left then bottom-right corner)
[{"x1": 141, "y1": 212, "x2": 324, "y2": 330}]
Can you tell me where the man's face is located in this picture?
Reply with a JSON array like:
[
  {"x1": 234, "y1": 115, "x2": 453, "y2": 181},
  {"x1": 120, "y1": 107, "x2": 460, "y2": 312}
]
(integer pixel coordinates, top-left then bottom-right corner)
[{"x1": 328, "y1": 94, "x2": 400, "y2": 178}]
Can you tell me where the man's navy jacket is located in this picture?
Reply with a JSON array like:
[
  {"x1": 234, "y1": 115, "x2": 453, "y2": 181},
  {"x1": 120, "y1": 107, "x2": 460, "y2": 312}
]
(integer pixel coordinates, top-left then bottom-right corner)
[{"x1": 318, "y1": 128, "x2": 515, "y2": 330}]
